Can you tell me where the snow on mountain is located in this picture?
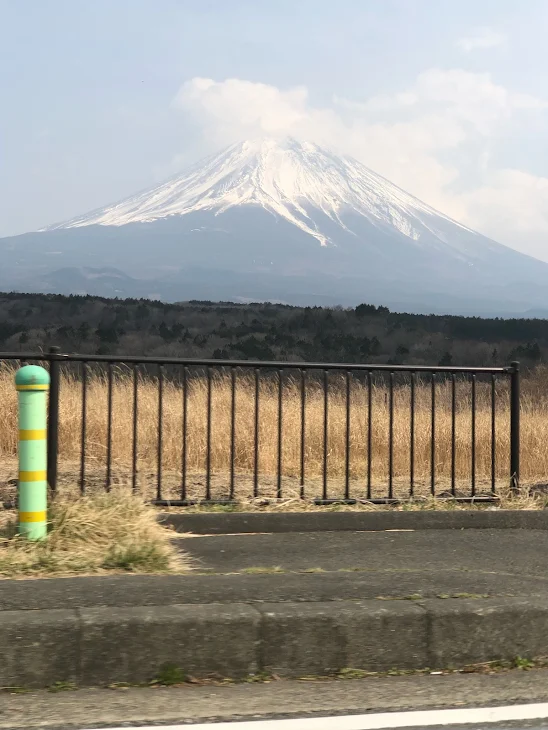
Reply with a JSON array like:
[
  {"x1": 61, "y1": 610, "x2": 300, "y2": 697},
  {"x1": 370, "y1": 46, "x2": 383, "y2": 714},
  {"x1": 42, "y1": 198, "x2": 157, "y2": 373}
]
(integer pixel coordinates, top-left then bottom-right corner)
[{"x1": 47, "y1": 137, "x2": 475, "y2": 251}]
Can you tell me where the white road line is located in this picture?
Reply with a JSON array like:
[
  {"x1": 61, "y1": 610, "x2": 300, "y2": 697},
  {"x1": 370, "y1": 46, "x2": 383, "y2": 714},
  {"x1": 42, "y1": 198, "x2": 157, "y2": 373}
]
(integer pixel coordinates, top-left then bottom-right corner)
[{"x1": 82, "y1": 700, "x2": 548, "y2": 730}]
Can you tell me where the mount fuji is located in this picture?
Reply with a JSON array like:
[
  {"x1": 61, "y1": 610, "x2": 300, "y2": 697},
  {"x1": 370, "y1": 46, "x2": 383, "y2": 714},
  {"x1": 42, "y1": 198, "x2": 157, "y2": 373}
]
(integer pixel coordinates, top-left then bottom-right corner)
[{"x1": 2, "y1": 137, "x2": 548, "y2": 314}]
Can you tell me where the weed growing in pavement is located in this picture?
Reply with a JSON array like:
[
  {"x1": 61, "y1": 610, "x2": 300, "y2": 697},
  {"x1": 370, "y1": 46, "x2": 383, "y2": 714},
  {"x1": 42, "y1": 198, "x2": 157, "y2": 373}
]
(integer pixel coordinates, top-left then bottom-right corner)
[{"x1": 151, "y1": 664, "x2": 187, "y2": 686}]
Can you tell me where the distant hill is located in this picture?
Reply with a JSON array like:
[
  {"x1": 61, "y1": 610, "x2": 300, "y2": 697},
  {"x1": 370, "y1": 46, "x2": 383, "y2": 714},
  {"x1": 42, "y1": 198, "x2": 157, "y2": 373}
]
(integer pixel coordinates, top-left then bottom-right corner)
[{"x1": 0, "y1": 291, "x2": 547, "y2": 368}]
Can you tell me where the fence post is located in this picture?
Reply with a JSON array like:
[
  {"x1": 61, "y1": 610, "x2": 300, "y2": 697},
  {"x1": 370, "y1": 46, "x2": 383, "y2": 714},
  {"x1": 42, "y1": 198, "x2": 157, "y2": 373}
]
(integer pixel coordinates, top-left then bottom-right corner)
[
  {"x1": 47, "y1": 346, "x2": 61, "y2": 493},
  {"x1": 510, "y1": 360, "x2": 520, "y2": 493},
  {"x1": 15, "y1": 365, "x2": 50, "y2": 540}
]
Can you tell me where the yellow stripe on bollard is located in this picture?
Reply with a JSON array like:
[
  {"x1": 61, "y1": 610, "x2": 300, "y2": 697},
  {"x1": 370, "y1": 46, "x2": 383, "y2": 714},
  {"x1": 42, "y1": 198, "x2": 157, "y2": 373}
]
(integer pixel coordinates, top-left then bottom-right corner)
[
  {"x1": 15, "y1": 384, "x2": 49, "y2": 391},
  {"x1": 19, "y1": 429, "x2": 47, "y2": 441},
  {"x1": 18, "y1": 511, "x2": 47, "y2": 523},
  {"x1": 19, "y1": 470, "x2": 47, "y2": 482}
]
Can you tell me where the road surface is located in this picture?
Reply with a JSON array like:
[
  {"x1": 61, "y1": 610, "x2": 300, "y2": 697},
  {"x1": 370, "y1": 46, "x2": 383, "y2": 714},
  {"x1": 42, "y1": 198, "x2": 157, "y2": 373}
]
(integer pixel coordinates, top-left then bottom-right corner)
[
  {"x1": 6, "y1": 670, "x2": 548, "y2": 729},
  {"x1": 23, "y1": 706, "x2": 548, "y2": 729}
]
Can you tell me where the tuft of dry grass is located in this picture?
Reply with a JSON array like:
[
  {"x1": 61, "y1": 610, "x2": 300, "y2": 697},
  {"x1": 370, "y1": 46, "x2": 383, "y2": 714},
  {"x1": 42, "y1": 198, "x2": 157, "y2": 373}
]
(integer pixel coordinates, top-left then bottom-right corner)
[
  {"x1": 0, "y1": 493, "x2": 189, "y2": 578},
  {"x1": 1, "y1": 362, "x2": 548, "y2": 502}
]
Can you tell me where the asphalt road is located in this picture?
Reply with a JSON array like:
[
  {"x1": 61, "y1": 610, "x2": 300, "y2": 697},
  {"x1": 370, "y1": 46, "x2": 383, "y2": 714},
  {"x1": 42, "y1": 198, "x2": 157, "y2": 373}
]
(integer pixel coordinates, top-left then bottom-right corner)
[
  {"x1": 6, "y1": 670, "x2": 548, "y2": 729},
  {"x1": 173, "y1": 528, "x2": 548, "y2": 601},
  {"x1": 9, "y1": 716, "x2": 548, "y2": 730},
  {"x1": 9, "y1": 714, "x2": 548, "y2": 729},
  {"x1": 7, "y1": 527, "x2": 548, "y2": 613},
  {"x1": 178, "y1": 528, "x2": 548, "y2": 575}
]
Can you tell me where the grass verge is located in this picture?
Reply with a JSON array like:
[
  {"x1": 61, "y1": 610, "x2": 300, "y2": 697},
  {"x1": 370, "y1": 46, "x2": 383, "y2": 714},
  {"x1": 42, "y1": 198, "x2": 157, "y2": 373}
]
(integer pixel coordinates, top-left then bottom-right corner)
[{"x1": 0, "y1": 494, "x2": 190, "y2": 578}]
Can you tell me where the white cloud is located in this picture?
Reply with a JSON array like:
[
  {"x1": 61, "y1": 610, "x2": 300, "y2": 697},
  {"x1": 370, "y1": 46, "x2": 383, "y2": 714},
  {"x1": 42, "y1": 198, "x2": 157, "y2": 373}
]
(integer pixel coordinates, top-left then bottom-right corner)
[
  {"x1": 456, "y1": 27, "x2": 507, "y2": 53},
  {"x1": 461, "y1": 170, "x2": 548, "y2": 251},
  {"x1": 173, "y1": 71, "x2": 548, "y2": 259},
  {"x1": 357, "y1": 69, "x2": 547, "y2": 135},
  {"x1": 173, "y1": 78, "x2": 311, "y2": 145}
]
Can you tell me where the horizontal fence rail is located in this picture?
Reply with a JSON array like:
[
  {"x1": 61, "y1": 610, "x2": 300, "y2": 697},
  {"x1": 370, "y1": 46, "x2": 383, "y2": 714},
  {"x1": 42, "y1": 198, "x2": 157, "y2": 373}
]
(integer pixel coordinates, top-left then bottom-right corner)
[{"x1": 0, "y1": 348, "x2": 520, "y2": 505}]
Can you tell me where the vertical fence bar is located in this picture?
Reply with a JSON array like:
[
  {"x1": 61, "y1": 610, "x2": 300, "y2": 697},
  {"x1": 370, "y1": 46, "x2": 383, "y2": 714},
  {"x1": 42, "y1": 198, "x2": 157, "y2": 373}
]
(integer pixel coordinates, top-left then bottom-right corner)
[
  {"x1": 300, "y1": 369, "x2": 306, "y2": 498},
  {"x1": 323, "y1": 369, "x2": 328, "y2": 501},
  {"x1": 430, "y1": 373, "x2": 436, "y2": 496},
  {"x1": 451, "y1": 374, "x2": 456, "y2": 497},
  {"x1": 367, "y1": 371, "x2": 372, "y2": 500},
  {"x1": 156, "y1": 365, "x2": 164, "y2": 502},
  {"x1": 510, "y1": 361, "x2": 520, "y2": 492},
  {"x1": 132, "y1": 364, "x2": 139, "y2": 494},
  {"x1": 181, "y1": 366, "x2": 188, "y2": 500},
  {"x1": 206, "y1": 367, "x2": 212, "y2": 501},
  {"x1": 230, "y1": 367, "x2": 236, "y2": 500},
  {"x1": 345, "y1": 371, "x2": 351, "y2": 501},
  {"x1": 254, "y1": 368, "x2": 260, "y2": 498},
  {"x1": 277, "y1": 369, "x2": 283, "y2": 499},
  {"x1": 471, "y1": 374, "x2": 476, "y2": 497},
  {"x1": 80, "y1": 362, "x2": 88, "y2": 495},
  {"x1": 105, "y1": 362, "x2": 113, "y2": 492},
  {"x1": 491, "y1": 374, "x2": 496, "y2": 494},
  {"x1": 388, "y1": 372, "x2": 394, "y2": 500},
  {"x1": 47, "y1": 346, "x2": 61, "y2": 493},
  {"x1": 410, "y1": 372, "x2": 415, "y2": 498}
]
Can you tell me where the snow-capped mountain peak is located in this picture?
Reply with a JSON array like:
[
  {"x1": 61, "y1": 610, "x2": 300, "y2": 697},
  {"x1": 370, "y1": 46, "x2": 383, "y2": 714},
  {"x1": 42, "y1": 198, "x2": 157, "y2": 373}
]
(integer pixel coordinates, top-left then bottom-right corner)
[
  {"x1": 47, "y1": 137, "x2": 473, "y2": 249},
  {"x1": 6, "y1": 138, "x2": 548, "y2": 315}
]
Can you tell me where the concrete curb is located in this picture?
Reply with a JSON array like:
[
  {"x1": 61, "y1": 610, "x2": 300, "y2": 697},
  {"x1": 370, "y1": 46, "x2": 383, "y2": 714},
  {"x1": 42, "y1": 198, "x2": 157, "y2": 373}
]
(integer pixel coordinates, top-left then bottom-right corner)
[
  {"x1": 2, "y1": 597, "x2": 548, "y2": 688},
  {"x1": 160, "y1": 509, "x2": 548, "y2": 534}
]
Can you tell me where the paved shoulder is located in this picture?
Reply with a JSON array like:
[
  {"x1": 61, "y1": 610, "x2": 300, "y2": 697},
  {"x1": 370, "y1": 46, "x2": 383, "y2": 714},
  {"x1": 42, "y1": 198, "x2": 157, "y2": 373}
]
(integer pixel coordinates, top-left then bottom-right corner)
[{"x1": 177, "y1": 529, "x2": 548, "y2": 576}]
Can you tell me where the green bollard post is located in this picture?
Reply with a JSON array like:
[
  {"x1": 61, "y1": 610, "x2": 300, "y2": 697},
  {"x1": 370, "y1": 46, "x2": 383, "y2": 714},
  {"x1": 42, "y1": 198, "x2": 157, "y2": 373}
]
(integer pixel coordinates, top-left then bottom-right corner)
[{"x1": 15, "y1": 365, "x2": 50, "y2": 540}]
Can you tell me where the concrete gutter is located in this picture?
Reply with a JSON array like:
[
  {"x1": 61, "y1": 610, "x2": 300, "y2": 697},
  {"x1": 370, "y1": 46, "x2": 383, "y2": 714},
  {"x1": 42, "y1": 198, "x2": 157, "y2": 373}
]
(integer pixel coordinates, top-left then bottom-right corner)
[
  {"x1": 160, "y1": 509, "x2": 548, "y2": 534},
  {"x1": 2, "y1": 596, "x2": 548, "y2": 688}
]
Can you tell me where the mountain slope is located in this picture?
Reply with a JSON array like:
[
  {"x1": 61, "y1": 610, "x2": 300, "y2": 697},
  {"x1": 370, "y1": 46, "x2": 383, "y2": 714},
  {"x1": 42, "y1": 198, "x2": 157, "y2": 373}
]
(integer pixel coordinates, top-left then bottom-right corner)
[
  {"x1": 49, "y1": 138, "x2": 470, "y2": 245},
  {"x1": 2, "y1": 137, "x2": 548, "y2": 314}
]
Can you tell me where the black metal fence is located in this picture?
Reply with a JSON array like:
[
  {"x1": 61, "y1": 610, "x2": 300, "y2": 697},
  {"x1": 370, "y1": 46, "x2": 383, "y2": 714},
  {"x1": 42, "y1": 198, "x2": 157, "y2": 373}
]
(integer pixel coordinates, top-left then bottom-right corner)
[{"x1": 0, "y1": 347, "x2": 520, "y2": 504}]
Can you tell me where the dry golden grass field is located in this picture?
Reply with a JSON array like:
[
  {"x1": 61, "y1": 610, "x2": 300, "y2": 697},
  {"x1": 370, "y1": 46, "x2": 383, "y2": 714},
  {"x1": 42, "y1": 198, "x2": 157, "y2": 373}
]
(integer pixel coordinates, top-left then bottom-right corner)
[{"x1": 1, "y1": 362, "x2": 547, "y2": 503}]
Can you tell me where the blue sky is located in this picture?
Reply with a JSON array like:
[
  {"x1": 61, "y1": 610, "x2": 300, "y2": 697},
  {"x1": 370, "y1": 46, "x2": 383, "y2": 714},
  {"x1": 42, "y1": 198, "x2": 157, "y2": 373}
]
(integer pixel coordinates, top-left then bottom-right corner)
[{"x1": 2, "y1": 0, "x2": 548, "y2": 259}]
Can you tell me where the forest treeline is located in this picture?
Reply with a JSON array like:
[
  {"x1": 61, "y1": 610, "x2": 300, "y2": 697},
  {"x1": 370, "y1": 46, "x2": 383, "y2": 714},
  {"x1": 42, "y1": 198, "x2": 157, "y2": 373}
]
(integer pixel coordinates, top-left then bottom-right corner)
[{"x1": 0, "y1": 291, "x2": 545, "y2": 367}]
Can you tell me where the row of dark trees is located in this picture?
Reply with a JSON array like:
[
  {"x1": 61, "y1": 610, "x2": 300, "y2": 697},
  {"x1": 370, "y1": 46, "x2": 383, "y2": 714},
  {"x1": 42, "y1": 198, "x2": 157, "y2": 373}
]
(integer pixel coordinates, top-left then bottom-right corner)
[{"x1": 0, "y1": 291, "x2": 545, "y2": 367}]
